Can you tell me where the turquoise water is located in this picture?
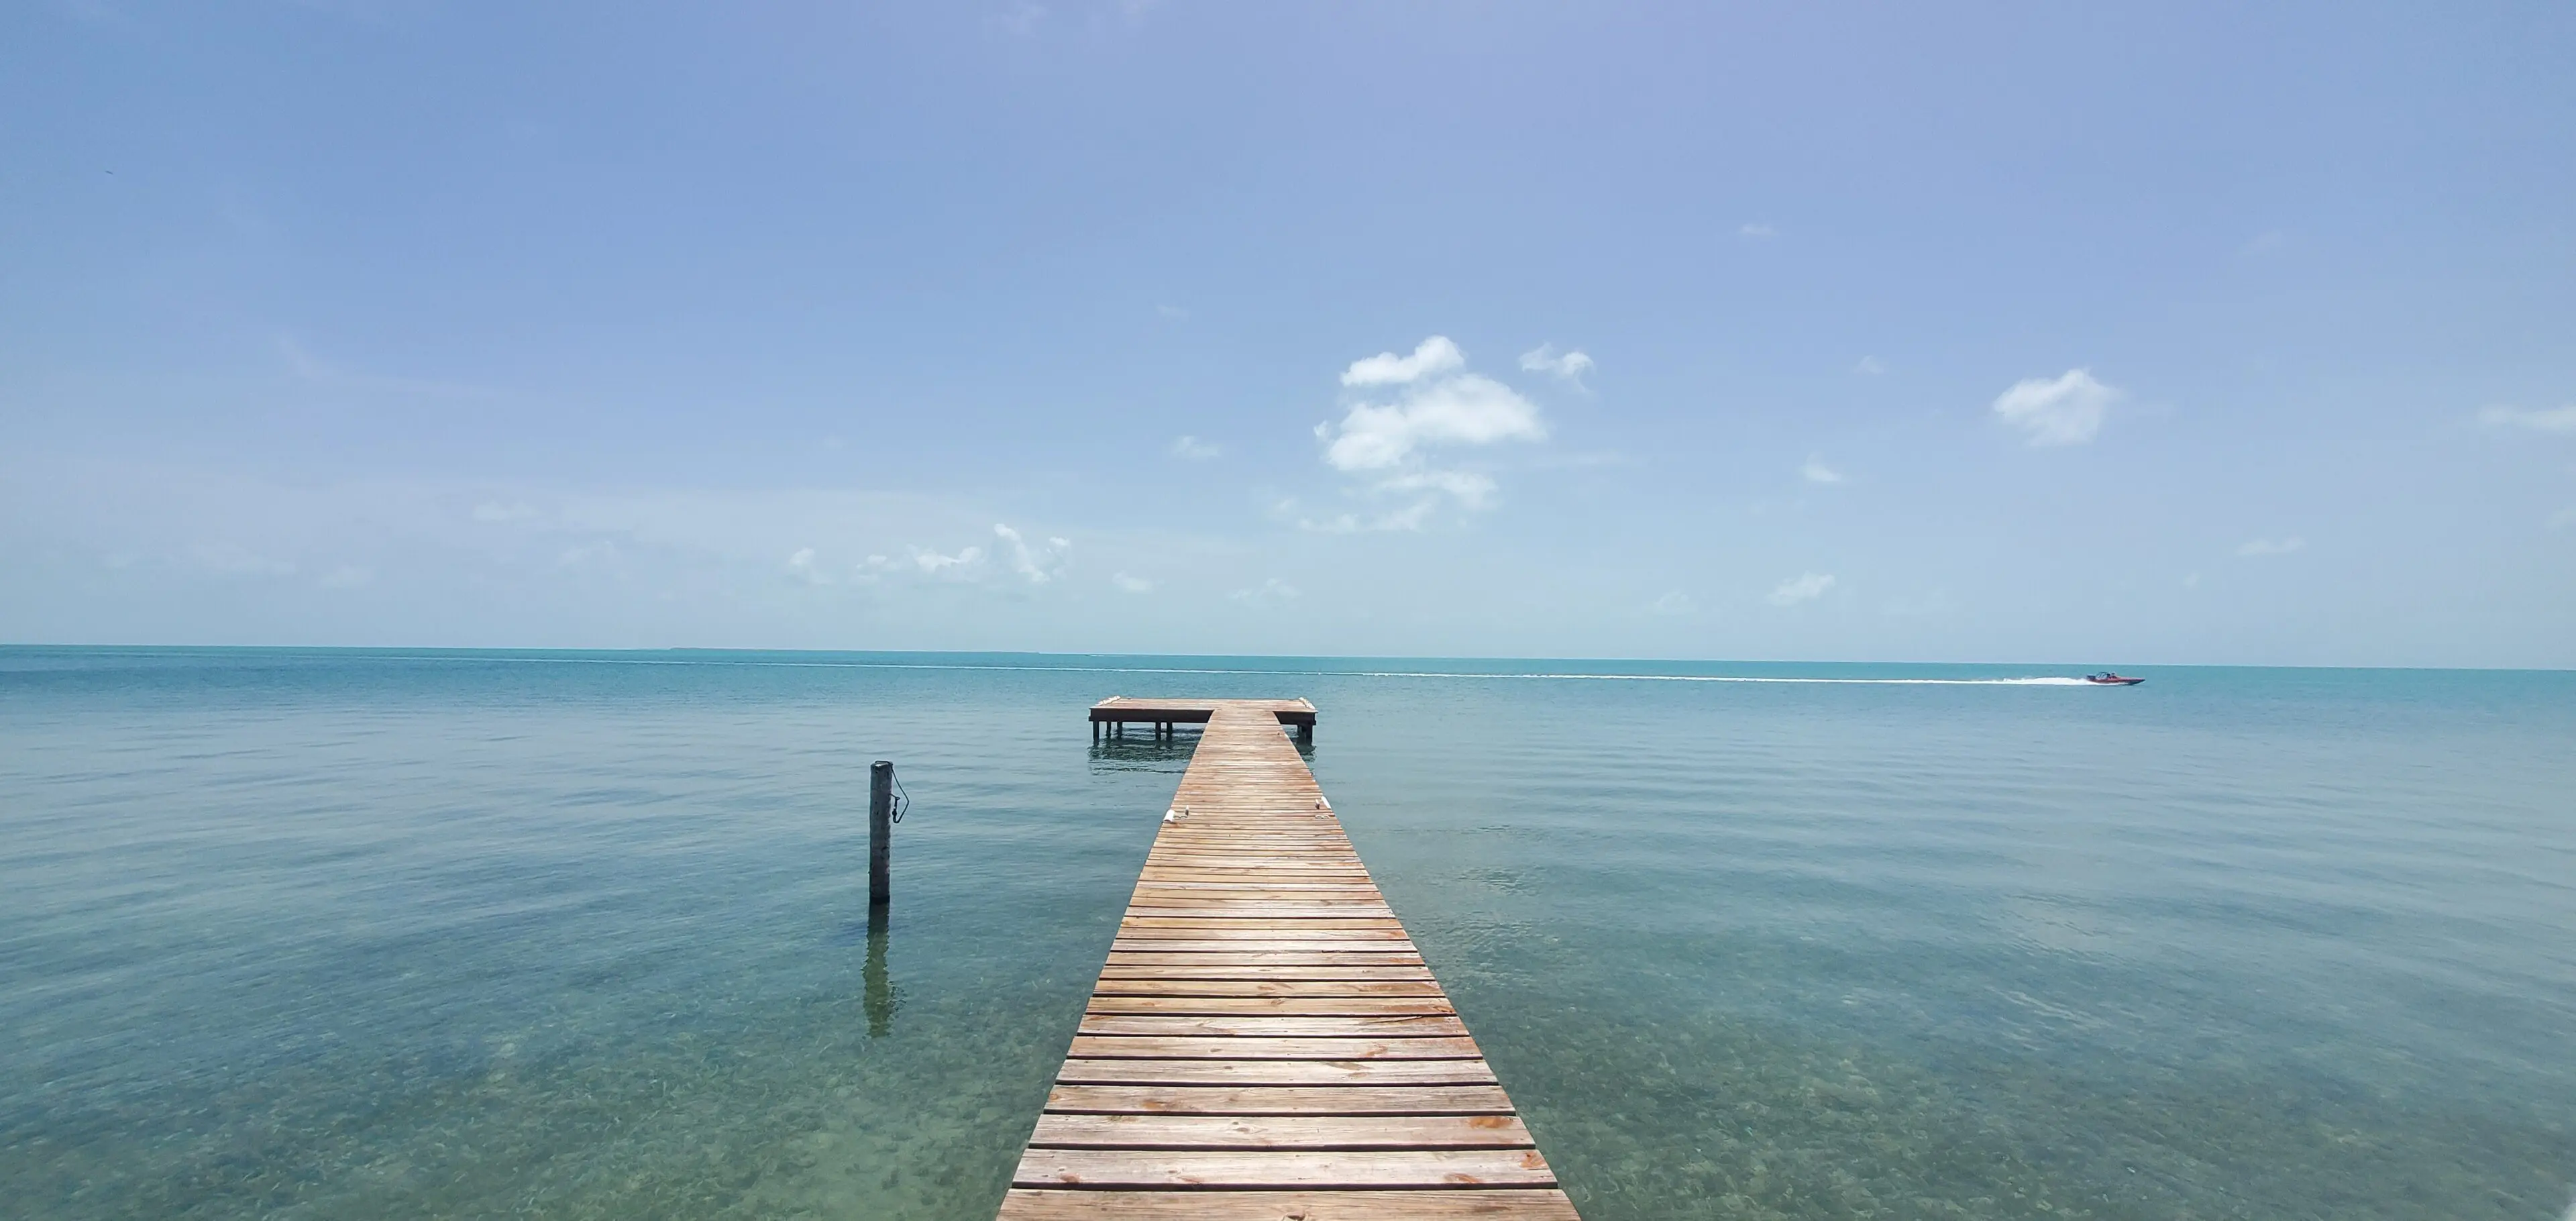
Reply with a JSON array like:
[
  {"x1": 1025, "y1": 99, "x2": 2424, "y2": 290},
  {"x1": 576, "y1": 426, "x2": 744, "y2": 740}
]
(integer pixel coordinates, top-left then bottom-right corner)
[{"x1": 2, "y1": 648, "x2": 2570, "y2": 1220}]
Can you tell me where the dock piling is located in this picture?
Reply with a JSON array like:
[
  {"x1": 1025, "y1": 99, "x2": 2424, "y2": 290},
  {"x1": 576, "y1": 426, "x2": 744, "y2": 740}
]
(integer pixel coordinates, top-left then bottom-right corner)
[{"x1": 868, "y1": 760, "x2": 894, "y2": 908}]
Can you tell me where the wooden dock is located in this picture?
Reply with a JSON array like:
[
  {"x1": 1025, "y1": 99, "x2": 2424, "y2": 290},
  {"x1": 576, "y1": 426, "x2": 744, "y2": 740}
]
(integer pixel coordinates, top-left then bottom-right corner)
[
  {"x1": 998, "y1": 700, "x2": 1579, "y2": 1220},
  {"x1": 1091, "y1": 696, "x2": 1316, "y2": 740}
]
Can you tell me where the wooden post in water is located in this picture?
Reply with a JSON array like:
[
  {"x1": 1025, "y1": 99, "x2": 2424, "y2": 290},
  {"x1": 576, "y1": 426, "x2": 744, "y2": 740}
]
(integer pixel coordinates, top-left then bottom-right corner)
[{"x1": 868, "y1": 760, "x2": 894, "y2": 909}]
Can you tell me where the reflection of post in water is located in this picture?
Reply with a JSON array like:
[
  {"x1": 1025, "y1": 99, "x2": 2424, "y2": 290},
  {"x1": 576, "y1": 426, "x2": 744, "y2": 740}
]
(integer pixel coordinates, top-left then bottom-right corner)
[{"x1": 863, "y1": 906, "x2": 896, "y2": 1037}]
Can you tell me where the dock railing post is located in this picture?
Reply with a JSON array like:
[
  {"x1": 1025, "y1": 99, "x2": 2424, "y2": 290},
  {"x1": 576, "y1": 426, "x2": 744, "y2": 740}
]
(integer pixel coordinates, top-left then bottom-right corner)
[{"x1": 869, "y1": 760, "x2": 894, "y2": 909}]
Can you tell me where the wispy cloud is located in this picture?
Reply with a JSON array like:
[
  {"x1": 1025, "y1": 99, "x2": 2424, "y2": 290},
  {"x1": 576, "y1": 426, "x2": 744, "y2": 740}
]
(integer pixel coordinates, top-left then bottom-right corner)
[
  {"x1": 1738, "y1": 222, "x2": 1777, "y2": 240},
  {"x1": 1801, "y1": 457, "x2": 1843, "y2": 484},
  {"x1": 2477, "y1": 404, "x2": 2576, "y2": 433},
  {"x1": 1155, "y1": 303, "x2": 1189, "y2": 321},
  {"x1": 317, "y1": 565, "x2": 372, "y2": 589},
  {"x1": 1517, "y1": 343, "x2": 1595, "y2": 386},
  {"x1": 993, "y1": 523, "x2": 1069, "y2": 583},
  {"x1": 1375, "y1": 469, "x2": 1497, "y2": 509},
  {"x1": 1768, "y1": 572, "x2": 1835, "y2": 606},
  {"x1": 1112, "y1": 572, "x2": 1155, "y2": 593},
  {"x1": 1646, "y1": 590, "x2": 1694, "y2": 615},
  {"x1": 1230, "y1": 577, "x2": 1299, "y2": 605},
  {"x1": 1170, "y1": 435, "x2": 1222, "y2": 460},
  {"x1": 785, "y1": 547, "x2": 832, "y2": 584},
  {"x1": 2237, "y1": 536, "x2": 2305, "y2": 557},
  {"x1": 912, "y1": 544, "x2": 985, "y2": 574},
  {"x1": 1992, "y1": 368, "x2": 2117, "y2": 446},
  {"x1": 1341, "y1": 336, "x2": 1465, "y2": 388},
  {"x1": 1856, "y1": 356, "x2": 1885, "y2": 375},
  {"x1": 1297, "y1": 502, "x2": 1436, "y2": 534}
]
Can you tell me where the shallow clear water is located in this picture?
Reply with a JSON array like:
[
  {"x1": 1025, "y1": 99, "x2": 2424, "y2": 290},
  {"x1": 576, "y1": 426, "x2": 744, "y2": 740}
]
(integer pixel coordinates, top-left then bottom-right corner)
[{"x1": 2, "y1": 648, "x2": 2570, "y2": 1220}]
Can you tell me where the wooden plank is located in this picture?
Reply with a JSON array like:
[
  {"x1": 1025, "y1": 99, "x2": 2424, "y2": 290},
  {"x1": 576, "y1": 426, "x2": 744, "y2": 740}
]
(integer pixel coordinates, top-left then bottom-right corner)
[
  {"x1": 1069, "y1": 1035, "x2": 1483, "y2": 1060},
  {"x1": 998, "y1": 1189, "x2": 1580, "y2": 1220},
  {"x1": 1027, "y1": 1113, "x2": 1534, "y2": 1149},
  {"x1": 1085, "y1": 996, "x2": 1458, "y2": 1016},
  {"x1": 1095, "y1": 966, "x2": 1436, "y2": 981},
  {"x1": 1106, "y1": 953, "x2": 1427, "y2": 967},
  {"x1": 1012, "y1": 1147, "x2": 1556, "y2": 1188},
  {"x1": 1117, "y1": 920, "x2": 1405, "y2": 933},
  {"x1": 1055, "y1": 1059, "x2": 1499, "y2": 1086},
  {"x1": 1077, "y1": 1014, "x2": 1470, "y2": 1037},
  {"x1": 1089, "y1": 979, "x2": 1449, "y2": 997},
  {"x1": 1043, "y1": 1084, "x2": 1515, "y2": 1115}
]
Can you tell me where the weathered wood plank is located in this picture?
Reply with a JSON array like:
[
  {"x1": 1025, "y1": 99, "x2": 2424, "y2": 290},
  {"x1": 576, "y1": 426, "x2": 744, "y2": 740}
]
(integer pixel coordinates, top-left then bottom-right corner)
[
  {"x1": 1085, "y1": 996, "x2": 1458, "y2": 1016},
  {"x1": 1055, "y1": 1058, "x2": 1500, "y2": 1086},
  {"x1": 1012, "y1": 1147, "x2": 1556, "y2": 1188},
  {"x1": 1042, "y1": 1083, "x2": 1515, "y2": 1114},
  {"x1": 1068, "y1": 1035, "x2": 1483, "y2": 1060},
  {"x1": 1089, "y1": 979, "x2": 1450, "y2": 997},
  {"x1": 1028, "y1": 1113, "x2": 1534, "y2": 1149},
  {"x1": 1095, "y1": 965, "x2": 1437, "y2": 981},
  {"x1": 1077, "y1": 1014, "x2": 1470, "y2": 1038},
  {"x1": 1107, "y1": 954, "x2": 1428, "y2": 968},
  {"x1": 998, "y1": 1189, "x2": 1580, "y2": 1220}
]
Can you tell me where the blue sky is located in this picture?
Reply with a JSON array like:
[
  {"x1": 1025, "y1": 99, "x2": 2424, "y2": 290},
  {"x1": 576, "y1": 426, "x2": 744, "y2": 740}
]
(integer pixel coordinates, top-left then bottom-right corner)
[{"x1": 5, "y1": 2, "x2": 2572, "y2": 666}]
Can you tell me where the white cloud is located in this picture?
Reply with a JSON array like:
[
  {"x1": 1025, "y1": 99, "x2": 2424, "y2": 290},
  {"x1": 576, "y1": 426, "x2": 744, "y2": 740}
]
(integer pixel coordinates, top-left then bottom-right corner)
[
  {"x1": 1340, "y1": 336, "x2": 1465, "y2": 388},
  {"x1": 1170, "y1": 435, "x2": 1222, "y2": 460},
  {"x1": 993, "y1": 523, "x2": 1069, "y2": 583},
  {"x1": 317, "y1": 565, "x2": 372, "y2": 589},
  {"x1": 2550, "y1": 507, "x2": 2575, "y2": 531},
  {"x1": 1992, "y1": 368, "x2": 2117, "y2": 446},
  {"x1": 2478, "y1": 404, "x2": 2576, "y2": 433},
  {"x1": 2184, "y1": 572, "x2": 2203, "y2": 588},
  {"x1": 1297, "y1": 502, "x2": 1438, "y2": 534},
  {"x1": 912, "y1": 545, "x2": 985, "y2": 574},
  {"x1": 1375, "y1": 470, "x2": 1497, "y2": 509},
  {"x1": 1230, "y1": 577, "x2": 1300, "y2": 604},
  {"x1": 1517, "y1": 344, "x2": 1595, "y2": 384},
  {"x1": 2237, "y1": 537, "x2": 2305, "y2": 558},
  {"x1": 1646, "y1": 590, "x2": 1693, "y2": 615},
  {"x1": 1314, "y1": 340, "x2": 1550, "y2": 523},
  {"x1": 1856, "y1": 356, "x2": 1885, "y2": 375},
  {"x1": 1738, "y1": 223, "x2": 1777, "y2": 240},
  {"x1": 1324, "y1": 373, "x2": 1544, "y2": 472},
  {"x1": 1801, "y1": 457, "x2": 1843, "y2": 484},
  {"x1": 1156, "y1": 303, "x2": 1189, "y2": 321},
  {"x1": 786, "y1": 547, "x2": 831, "y2": 584},
  {"x1": 1768, "y1": 572, "x2": 1835, "y2": 606},
  {"x1": 1113, "y1": 572, "x2": 1155, "y2": 593}
]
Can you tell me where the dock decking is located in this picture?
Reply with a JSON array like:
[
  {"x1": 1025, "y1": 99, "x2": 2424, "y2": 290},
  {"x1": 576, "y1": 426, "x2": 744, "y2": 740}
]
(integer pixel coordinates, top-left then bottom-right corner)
[
  {"x1": 1091, "y1": 696, "x2": 1317, "y2": 741},
  {"x1": 998, "y1": 700, "x2": 1579, "y2": 1220}
]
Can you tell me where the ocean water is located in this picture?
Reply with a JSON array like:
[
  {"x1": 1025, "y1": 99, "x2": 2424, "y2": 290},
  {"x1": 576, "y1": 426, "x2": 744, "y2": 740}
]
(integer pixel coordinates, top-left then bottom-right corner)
[{"x1": 1, "y1": 648, "x2": 2570, "y2": 1220}]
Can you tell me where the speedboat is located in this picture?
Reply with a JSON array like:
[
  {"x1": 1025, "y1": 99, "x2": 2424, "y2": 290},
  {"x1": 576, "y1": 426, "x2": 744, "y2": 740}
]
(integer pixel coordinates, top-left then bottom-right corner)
[{"x1": 2084, "y1": 672, "x2": 2145, "y2": 686}]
